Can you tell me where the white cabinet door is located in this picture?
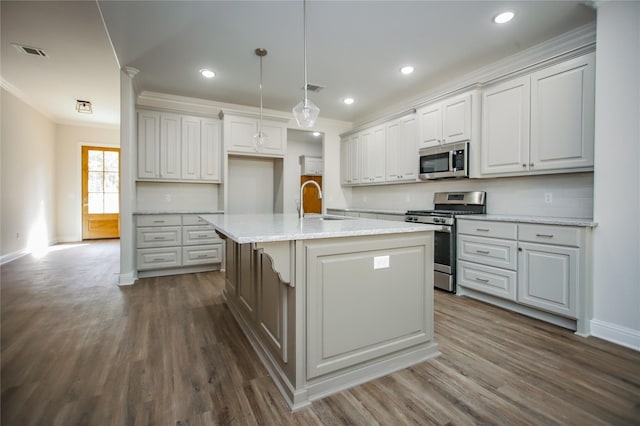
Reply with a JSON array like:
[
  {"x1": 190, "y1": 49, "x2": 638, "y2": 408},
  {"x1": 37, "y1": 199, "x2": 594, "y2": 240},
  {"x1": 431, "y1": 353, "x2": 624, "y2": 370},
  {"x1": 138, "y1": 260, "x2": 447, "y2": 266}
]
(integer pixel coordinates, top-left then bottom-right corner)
[
  {"x1": 181, "y1": 115, "x2": 201, "y2": 180},
  {"x1": 159, "y1": 113, "x2": 181, "y2": 179},
  {"x1": 481, "y1": 76, "x2": 531, "y2": 175},
  {"x1": 137, "y1": 110, "x2": 160, "y2": 179},
  {"x1": 349, "y1": 134, "x2": 361, "y2": 184},
  {"x1": 201, "y1": 119, "x2": 221, "y2": 181},
  {"x1": 340, "y1": 138, "x2": 350, "y2": 185},
  {"x1": 386, "y1": 114, "x2": 418, "y2": 182},
  {"x1": 518, "y1": 241, "x2": 578, "y2": 318},
  {"x1": 359, "y1": 129, "x2": 373, "y2": 183},
  {"x1": 530, "y1": 53, "x2": 595, "y2": 172},
  {"x1": 224, "y1": 114, "x2": 286, "y2": 156},
  {"x1": 442, "y1": 93, "x2": 471, "y2": 144},
  {"x1": 399, "y1": 114, "x2": 419, "y2": 180},
  {"x1": 369, "y1": 125, "x2": 386, "y2": 183},
  {"x1": 418, "y1": 103, "x2": 442, "y2": 148}
]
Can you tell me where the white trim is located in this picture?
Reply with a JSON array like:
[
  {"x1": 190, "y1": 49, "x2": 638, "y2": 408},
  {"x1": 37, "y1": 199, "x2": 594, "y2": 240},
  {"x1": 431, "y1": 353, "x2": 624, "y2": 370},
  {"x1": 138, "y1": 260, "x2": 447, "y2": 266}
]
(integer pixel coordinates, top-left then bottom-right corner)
[
  {"x1": 0, "y1": 249, "x2": 29, "y2": 265},
  {"x1": 118, "y1": 272, "x2": 136, "y2": 286},
  {"x1": 590, "y1": 319, "x2": 640, "y2": 351}
]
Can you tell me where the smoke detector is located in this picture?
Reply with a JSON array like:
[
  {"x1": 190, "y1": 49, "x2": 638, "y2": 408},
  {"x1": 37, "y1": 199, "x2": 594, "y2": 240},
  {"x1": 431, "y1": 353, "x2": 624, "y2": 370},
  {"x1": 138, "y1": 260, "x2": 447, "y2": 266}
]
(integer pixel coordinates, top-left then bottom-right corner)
[{"x1": 12, "y1": 43, "x2": 48, "y2": 58}]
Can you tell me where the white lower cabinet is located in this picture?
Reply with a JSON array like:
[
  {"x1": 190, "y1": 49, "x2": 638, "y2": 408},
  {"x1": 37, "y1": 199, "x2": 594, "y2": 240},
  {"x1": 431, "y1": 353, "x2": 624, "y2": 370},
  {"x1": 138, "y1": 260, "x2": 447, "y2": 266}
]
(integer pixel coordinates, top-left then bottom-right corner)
[
  {"x1": 457, "y1": 219, "x2": 590, "y2": 334},
  {"x1": 136, "y1": 214, "x2": 222, "y2": 277}
]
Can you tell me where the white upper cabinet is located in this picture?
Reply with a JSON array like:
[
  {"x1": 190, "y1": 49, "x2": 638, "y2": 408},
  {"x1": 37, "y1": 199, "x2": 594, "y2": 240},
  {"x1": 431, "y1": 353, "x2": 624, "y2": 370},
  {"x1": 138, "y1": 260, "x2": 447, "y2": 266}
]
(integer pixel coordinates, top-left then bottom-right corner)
[
  {"x1": 360, "y1": 125, "x2": 386, "y2": 183},
  {"x1": 481, "y1": 76, "x2": 531, "y2": 175},
  {"x1": 418, "y1": 93, "x2": 471, "y2": 148},
  {"x1": 137, "y1": 110, "x2": 221, "y2": 182},
  {"x1": 137, "y1": 110, "x2": 160, "y2": 179},
  {"x1": 300, "y1": 156, "x2": 323, "y2": 176},
  {"x1": 386, "y1": 114, "x2": 418, "y2": 182},
  {"x1": 480, "y1": 53, "x2": 595, "y2": 177},
  {"x1": 221, "y1": 112, "x2": 287, "y2": 157},
  {"x1": 159, "y1": 113, "x2": 181, "y2": 180},
  {"x1": 200, "y1": 119, "x2": 222, "y2": 182},
  {"x1": 529, "y1": 54, "x2": 595, "y2": 172}
]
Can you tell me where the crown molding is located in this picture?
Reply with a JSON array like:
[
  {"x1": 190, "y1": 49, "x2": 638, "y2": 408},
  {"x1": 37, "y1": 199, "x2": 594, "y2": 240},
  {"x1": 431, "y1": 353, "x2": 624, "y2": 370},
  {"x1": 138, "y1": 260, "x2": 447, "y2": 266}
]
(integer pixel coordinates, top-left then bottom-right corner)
[
  {"x1": 354, "y1": 22, "x2": 597, "y2": 128},
  {"x1": 1, "y1": 77, "x2": 56, "y2": 122}
]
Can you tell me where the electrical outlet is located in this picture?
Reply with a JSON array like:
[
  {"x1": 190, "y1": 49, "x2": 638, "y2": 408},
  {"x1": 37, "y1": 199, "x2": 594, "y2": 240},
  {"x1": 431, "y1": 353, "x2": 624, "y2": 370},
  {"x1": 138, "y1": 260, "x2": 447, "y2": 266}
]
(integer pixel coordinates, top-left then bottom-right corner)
[
  {"x1": 544, "y1": 192, "x2": 553, "y2": 204},
  {"x1": 16, "y1": 232, "x2": 20, "y2": 240},
  {"x1": 164, "y1": 194, "x2": 172, "y2": 202}
]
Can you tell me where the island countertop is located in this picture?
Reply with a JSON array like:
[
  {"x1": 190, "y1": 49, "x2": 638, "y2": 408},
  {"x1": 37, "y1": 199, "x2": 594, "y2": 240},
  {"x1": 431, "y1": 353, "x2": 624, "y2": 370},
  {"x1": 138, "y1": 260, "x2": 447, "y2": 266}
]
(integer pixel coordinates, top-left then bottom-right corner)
[{"x1": 199, "y1": 213, "x2": 440, "y2": 243}]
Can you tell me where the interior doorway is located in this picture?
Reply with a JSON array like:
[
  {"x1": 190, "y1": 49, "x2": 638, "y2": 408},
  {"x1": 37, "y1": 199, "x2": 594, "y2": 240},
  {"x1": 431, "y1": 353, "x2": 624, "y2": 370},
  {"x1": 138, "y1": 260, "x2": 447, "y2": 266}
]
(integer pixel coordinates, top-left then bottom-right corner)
[{"x1": 82, "y1": 146, "x2": 120, "y2": 239}]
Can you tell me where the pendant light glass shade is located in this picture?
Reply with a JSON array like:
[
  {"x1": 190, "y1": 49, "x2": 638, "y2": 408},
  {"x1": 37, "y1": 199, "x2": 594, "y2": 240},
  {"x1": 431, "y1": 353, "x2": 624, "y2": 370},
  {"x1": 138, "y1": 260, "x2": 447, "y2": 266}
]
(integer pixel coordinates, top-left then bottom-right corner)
[
  {"x1": 292, "y1": 0, "x2": 319, "y2": 128},
  {"x1": 253, "y1": 48, "x2": 269, "y2": 152},
  {"x1": 293, "y1": 98, "x2": 319, "y2": 128}
]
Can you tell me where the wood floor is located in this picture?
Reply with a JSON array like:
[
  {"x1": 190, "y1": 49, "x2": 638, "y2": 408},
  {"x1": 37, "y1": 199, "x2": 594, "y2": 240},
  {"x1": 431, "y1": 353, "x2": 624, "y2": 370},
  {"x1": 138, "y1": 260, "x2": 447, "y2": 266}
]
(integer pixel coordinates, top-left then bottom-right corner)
[{"x1": 2, "y1": 240, "x2": 639, "y2": 425}]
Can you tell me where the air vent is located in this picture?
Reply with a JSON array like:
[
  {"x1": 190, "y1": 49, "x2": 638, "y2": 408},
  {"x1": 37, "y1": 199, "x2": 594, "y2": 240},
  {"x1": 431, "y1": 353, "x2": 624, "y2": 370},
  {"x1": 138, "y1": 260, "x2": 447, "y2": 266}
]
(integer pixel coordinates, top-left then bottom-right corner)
[
  {"x1": 305, "y1": 83, "x2": 324, "y2": 93},
  {"x1": 12, "y1": 43, "x2": 48, "y2": 58}
]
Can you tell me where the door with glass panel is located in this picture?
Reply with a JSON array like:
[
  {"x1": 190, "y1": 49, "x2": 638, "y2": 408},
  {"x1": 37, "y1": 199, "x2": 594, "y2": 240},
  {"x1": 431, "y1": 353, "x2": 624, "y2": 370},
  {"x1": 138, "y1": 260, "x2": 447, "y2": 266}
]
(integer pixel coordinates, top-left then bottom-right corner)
[{"x1": 82, "y1": 146, "x2": 120, "y2": 239}]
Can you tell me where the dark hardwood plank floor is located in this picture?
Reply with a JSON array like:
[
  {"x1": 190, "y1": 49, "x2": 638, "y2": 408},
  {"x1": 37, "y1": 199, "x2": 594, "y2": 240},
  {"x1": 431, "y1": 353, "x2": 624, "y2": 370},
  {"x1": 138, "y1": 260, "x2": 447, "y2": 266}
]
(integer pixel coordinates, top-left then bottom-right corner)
[{"x1": 2, "y1": 240, "x2": 639, "y2": 425}]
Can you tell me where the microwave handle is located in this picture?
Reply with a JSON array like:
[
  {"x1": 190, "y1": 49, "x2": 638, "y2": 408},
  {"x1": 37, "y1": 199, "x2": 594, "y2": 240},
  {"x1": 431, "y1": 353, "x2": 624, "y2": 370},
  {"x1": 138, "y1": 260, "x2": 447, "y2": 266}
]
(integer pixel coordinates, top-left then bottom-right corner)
[{"x1": 449, "y1": 149, "x2": 455, "y2": 172}]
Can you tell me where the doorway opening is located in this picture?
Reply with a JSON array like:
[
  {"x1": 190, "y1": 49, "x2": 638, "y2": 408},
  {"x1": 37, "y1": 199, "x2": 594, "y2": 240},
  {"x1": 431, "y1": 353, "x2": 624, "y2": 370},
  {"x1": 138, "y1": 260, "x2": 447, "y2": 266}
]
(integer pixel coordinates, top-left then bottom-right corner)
[{"x1": 82, "y1": 146, "x2": 120, "y2": 240}]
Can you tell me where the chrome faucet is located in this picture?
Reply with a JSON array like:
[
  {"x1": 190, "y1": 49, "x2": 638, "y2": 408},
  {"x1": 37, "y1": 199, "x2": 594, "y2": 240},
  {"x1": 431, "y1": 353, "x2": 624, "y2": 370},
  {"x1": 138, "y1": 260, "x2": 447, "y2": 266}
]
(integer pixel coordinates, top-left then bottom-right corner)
[{"x1": 299, "y1": 180, "x2": 323, "y2": 218}]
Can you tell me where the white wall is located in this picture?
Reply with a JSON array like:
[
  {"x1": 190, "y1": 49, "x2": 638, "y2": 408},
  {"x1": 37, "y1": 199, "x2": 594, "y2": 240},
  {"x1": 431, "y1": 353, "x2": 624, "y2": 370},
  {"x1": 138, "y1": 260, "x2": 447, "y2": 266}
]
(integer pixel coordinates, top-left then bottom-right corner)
[
  {"x1": 591, "y1": 1, "x2": 640, "y2": 350},
  {"x1": 1, "y1": 89, "x2": 56, "y2": 260},
  {"x1": 55, "y1": 124, "x2": 119, "y2": 242},
  {"x1": 349, "y1": 173, "x2": 594, "y2": 218},
  {"x1": 227, "y1": 155, "x2": 276, "y2": 214},
  {"x1": 135, "y1": 182, "x2": 220, "y2": 213}
]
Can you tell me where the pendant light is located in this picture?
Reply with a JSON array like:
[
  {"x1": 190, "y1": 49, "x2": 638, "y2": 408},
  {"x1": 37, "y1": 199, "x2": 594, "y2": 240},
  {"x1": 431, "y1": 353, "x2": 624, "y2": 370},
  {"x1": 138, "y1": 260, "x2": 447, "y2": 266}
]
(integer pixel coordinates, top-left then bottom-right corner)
[
  {"x1": 292, "y1": 0, "x2": 319, "y2": 128},
  {"x1": 253, "y1": 48, "x2": 269, "y2": 151}
]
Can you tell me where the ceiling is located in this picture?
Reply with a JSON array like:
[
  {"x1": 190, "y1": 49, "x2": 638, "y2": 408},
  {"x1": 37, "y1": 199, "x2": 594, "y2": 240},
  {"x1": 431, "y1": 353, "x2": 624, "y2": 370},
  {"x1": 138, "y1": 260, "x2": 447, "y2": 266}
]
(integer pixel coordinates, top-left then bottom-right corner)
[{"x1": 1, "y1": 1, "x2": 595, "y2": 129}]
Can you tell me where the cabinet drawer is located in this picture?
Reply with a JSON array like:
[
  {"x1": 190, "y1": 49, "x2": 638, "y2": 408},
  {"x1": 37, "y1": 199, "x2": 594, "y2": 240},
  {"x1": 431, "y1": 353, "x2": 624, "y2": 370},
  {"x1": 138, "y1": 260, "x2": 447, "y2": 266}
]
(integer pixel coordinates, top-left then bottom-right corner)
[
  {"x1": 136, "y1": 226, "x2": 181, "y2": 248},
  {"x1": 518, "y1": 224, "x2": 582, "y2": 247},
  {"x1": 458, "y1": 260, "x2": 517, "y2": 301},
  {"x1": 458, "y1": 235, "x2": 517, "y2": 270},
  {"x1": 137, "y1": 247, "x2": 181, "y2": 270},
  {"x1": 457, "y1": 220, "x2": 517, "y2": 240},
  {"x1": 182, "y1": 215, "x2": 215, "y2": 226},
  {"x1": 136, "y1": 215, "x2": 181, "y2": 227},
  {"x1": 182, "y1": 244, "x2": 222, "y2": 266},
  {"x1": 182, "y1": 225, "x2": 220, "y2": 245}
]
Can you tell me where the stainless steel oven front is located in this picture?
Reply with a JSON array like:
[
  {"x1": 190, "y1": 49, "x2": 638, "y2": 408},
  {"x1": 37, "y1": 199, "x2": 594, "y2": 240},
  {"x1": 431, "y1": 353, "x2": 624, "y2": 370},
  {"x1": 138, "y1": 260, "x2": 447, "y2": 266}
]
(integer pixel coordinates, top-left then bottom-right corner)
[{"x1": 433, "y1": 224, "x2": 455, "y2": 292}]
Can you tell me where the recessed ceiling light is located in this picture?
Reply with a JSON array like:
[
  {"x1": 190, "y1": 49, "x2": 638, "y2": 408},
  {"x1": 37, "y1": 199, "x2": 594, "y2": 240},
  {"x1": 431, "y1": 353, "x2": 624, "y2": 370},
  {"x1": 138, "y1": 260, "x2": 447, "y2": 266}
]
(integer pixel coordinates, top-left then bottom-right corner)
[
  {"x1": 312, "y1": 131, "x2": 321, "y2": 137},
  {"x1": 200, "y1": 69, "x2": 215, "y2": 78},
  {"x1": 343, "y1": 97, "x2": 355, "y2": 105},
  {"x1": 400, "y1": 66, "x2": 414, "y2": 75},
  {"x1": 493, "y1": 11, "x2": 515, "y2": 24}
]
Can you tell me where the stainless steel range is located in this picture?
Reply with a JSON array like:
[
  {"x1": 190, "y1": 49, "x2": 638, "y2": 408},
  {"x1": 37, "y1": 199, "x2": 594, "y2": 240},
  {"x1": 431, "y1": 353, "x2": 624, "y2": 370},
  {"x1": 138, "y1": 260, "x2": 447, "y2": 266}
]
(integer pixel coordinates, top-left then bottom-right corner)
[{"x1": 405, "y1": 191, "x2": 486, "y2": 293}]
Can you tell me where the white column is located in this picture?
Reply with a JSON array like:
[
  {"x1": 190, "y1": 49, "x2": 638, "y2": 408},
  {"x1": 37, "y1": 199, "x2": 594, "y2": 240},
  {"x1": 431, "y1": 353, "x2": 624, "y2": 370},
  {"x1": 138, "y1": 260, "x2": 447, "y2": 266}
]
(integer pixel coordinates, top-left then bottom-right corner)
[
  {"x1": 592, "y1": 1, "x2": 640, "y2": 349},
  {"x1": 119, "y1": 67, "x2": 139, "y2": 285}
]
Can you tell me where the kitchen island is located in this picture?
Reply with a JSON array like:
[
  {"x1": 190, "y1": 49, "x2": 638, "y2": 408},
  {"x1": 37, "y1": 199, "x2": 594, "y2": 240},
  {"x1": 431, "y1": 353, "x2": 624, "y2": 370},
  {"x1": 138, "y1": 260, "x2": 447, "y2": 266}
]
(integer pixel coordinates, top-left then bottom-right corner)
[{"x1": 200, "y1": 213, "x2": 440, "y2": 411}]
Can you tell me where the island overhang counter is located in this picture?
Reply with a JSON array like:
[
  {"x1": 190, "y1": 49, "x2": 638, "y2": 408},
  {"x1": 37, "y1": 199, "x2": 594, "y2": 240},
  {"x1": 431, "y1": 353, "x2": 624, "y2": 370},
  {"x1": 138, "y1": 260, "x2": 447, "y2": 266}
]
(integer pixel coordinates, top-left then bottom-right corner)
[{"x1": 200, "y1": 213, "x2": 441, "y2": 411}]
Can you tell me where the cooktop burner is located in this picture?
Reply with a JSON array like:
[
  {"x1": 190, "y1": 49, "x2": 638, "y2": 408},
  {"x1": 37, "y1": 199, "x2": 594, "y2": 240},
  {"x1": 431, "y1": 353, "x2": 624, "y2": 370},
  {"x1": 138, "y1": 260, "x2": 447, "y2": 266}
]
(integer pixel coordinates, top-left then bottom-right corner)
[{"x1": 406, "y1": 209, "x2": 481, "y2": 217}]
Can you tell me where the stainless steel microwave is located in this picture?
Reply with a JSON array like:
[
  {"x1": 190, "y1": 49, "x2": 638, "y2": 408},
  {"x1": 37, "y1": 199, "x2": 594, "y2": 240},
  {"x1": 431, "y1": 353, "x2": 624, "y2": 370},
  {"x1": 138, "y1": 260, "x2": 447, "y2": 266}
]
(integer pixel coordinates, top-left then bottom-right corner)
[{"x1": 418, "y1": 141, "x2": 469, "y2": 180}]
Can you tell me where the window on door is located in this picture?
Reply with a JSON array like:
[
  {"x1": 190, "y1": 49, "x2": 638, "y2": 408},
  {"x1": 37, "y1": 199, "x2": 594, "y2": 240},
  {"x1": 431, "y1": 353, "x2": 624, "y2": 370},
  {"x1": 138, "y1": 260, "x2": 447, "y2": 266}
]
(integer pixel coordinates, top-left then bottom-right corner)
[{"x1": 82, "y1": 146, "x2": 120, "y2": 240}]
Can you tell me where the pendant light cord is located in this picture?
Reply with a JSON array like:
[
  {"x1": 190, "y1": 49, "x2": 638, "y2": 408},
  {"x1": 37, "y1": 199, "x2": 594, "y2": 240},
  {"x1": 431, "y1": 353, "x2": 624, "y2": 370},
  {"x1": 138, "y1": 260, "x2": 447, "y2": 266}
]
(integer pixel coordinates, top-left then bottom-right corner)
[
  {"x1": 259, "y1": 53, "x2": 264, "y2": 133},
  {"x1": 303, "y1": 0, "x2": 308, "y2": 106}
]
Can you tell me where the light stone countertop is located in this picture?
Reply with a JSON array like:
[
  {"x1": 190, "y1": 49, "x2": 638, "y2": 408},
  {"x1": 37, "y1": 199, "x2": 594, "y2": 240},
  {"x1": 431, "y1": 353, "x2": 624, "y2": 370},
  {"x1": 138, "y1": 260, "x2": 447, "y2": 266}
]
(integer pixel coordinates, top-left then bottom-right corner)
[
  {"x1": 199, "y1": 213, "x2": 440, "y2": 243},
  {"x1": 326, "y1": 207, "x2": 407, "y2": 215},
  {"x1": 134, "y1": 211, "x2": 224, "y2": 215},
  {"x1": 457, "y1": 214, "x2": 597, "y2": 227}
]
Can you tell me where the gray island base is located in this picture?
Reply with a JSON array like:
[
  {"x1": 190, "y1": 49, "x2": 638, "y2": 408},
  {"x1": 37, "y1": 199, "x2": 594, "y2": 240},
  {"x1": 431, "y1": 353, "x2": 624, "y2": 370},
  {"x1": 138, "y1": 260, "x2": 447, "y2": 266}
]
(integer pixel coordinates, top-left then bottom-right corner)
[{"x1": 200, "y1": 214, "x2": 441, "y2": 411}]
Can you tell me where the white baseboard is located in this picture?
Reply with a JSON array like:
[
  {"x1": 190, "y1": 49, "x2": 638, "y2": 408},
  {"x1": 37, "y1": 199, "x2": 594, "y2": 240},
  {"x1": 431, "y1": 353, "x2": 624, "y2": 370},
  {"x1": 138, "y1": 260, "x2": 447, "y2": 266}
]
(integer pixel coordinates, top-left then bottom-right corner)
[
  {"x1": 56, "y1": 235, "x2": 82, "y2": 243},
  {"x1": 118, "y1": 271, "x2": 136, "y2": 286},
  {"x1": 590, "y1": 319, "x2": 640, "y2": 351},
  {"x1": 0, "y1": 248, "x2": 29, "y2": 265}
]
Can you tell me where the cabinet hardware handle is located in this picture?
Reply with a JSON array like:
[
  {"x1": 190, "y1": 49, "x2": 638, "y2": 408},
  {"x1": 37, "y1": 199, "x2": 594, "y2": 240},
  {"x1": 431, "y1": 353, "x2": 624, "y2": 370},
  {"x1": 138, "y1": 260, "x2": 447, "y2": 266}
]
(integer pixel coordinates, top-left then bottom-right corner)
[
  {"x1": 518, "y1": 247, "x2": 523, "y2": 252},
  {"x1": 476, "y1": 250, "x2": 490, "y2": 254},
  {"x1": 153, "y1": 258, "x2": 165, "y2": 262},
  {"x1": 153, "y1": 220, "x2": 165, "y2": 223},
  {"x1": 476, "y1": 277, "x2": 489, "y2": 283},
  {"x1": 197, "y1": 254, "x2": 209, "y2": 258},
  {"x1": 530, "y1": 163, "x2": 534, "y2": 167},
  {"x1": 522, "y1": 164, "x2": 527, "y2": 168},
  {"x1": 153, "y1": 236, "x2": 165, "y2": 240},
  {"x1": 476, "y1": 228, "x2": 490, "y2": 232},
  {"x1": 197, "y1": 234, "x2": 209, "y2": 238},
  {"x1": 536, "y1": 233, "x2": 554, "y2": 238}
]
